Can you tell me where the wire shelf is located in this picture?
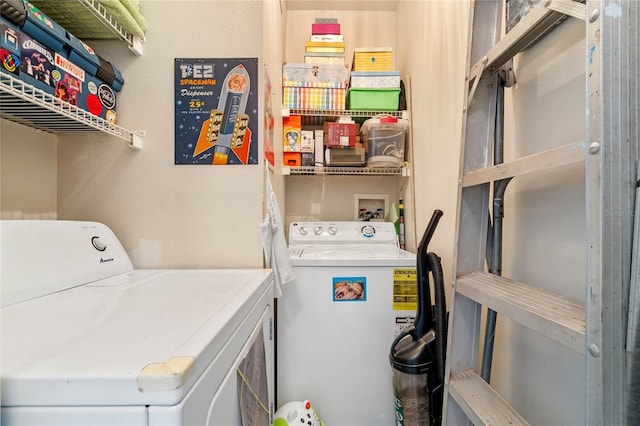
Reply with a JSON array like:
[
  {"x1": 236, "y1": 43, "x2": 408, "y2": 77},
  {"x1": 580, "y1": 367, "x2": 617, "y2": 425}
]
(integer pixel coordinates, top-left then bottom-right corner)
[
  {"x1": 29, "y1": 0, "x2": 144, "y2": 54},
  {"x1": 284, "y1": 108, "x2": 406, "y2": 119},
  {"x1": 79, "y1": 0, "x2": 139, "y2": 45},
  {"x1": 0, "y1": 73, "x2": 135, "y2": 143},
  {"x1": 283, "y1": 166, "x2": 408, "y2": 176}
]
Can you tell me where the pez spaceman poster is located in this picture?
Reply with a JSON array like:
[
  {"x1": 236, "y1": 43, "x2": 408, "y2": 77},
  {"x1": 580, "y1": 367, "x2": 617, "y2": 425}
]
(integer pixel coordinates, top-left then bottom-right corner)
[{"x1": 174, "y1": 58, "x2": 259, "y2": 165}]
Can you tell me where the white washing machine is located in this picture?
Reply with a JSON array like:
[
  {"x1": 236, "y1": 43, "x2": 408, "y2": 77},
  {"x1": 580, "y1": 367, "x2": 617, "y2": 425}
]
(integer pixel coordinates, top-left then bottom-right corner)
[
  {"x1": 277, "y1": 221, "x2": 417, "y2": 426},
  {"x1": 1, "y1": 220, "x2": 274, "y2": 426}
]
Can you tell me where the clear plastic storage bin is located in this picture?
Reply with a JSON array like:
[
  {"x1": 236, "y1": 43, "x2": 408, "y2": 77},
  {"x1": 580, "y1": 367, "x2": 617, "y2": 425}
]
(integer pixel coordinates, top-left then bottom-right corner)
[{"x1": 361, "y1": 116, "x2": 408, "y2": 167}]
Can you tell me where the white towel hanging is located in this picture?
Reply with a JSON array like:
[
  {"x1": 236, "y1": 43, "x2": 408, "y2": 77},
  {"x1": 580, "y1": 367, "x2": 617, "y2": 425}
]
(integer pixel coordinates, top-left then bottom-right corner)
[{"x1": 259, "y1": 171, "x2": 295, "y2": 297}]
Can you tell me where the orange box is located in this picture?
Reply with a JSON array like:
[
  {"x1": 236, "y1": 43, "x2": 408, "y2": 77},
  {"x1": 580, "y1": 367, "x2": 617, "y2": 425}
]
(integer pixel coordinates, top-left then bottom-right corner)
[
  {"x1": 283, "y1": 152, "x2": 301, "y2": 166},
  {"x1": 283, "y1": 115, "x2": 302, "y2": 152},
  {"x1": 324, "y1": 122, "x2": 357, "y2": 148}
]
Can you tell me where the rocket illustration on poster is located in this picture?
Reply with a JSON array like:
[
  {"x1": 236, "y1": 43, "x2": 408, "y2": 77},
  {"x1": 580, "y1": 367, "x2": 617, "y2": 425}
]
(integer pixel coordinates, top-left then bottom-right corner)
[{"x1": 175, "y1": 58, "x2": 259, "y2": 165}]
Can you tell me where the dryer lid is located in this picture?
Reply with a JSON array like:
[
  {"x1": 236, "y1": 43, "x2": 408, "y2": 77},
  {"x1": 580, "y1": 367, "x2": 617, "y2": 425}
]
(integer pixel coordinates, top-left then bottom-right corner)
[
  {"x1": 1, "y1": 220, "x2": 133, "y2": 308},
  {"x1": 1, "y1": 268, "x2": 273, "y2": 407}
]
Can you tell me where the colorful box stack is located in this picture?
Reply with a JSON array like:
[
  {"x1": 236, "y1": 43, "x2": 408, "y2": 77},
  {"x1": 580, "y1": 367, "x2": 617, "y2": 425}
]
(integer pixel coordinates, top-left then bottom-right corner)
[
  {"x1": 348, "y1": 47, "x2": 401, "y2": 111},
  {"x1": 0, "y1": 0, "x2": 124, "y2": 123},
  {"x1": 305, "y1": 18, "x2": 345, "y2": 66},
  {"x1": 282, "y1": 62, "x2": 349, "y2": 111}
]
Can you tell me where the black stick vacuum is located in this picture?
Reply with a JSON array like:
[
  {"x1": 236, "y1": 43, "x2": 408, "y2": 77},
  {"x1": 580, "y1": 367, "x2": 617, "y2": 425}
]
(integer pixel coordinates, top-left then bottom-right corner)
[{"x1": 390, "y1": 210, "x2": 446, "y2": 426}]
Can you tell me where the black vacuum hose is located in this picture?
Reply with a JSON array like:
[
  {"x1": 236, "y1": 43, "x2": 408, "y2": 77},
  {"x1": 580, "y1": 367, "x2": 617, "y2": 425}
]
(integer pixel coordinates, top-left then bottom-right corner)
[
  {"x1": 427, "y1": 251, "x2": 447, "y2": 386},
  {"x1": 414, "y1": 249, "x2": 434, "y2": 335},
  {"x1": 413, "y1": 210, "x2": 443, "y2": 336}
]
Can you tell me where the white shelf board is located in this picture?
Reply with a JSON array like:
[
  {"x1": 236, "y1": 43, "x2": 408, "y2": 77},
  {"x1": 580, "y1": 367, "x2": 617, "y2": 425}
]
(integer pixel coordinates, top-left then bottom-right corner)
[
  {"x1": 282, "y1": 165, "x2": 408, "y2": 176},
  {"x1": 0, "y1": 73, "x2": 140, "y2": 148}
]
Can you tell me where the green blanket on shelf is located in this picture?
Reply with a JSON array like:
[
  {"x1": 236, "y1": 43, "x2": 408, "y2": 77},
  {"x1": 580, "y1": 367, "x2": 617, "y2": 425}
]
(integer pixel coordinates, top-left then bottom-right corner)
[{"x1": 30, "y1": 0, "x2": 147, "y2": 40}]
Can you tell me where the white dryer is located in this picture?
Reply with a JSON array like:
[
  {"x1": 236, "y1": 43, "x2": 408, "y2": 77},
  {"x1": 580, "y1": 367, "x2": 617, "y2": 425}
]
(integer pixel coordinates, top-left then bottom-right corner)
[
  {"x1": 1, "y1": 220, "x2": 274, "y2": 426},
  {"x1": 277, "y1": 221, "x2": 416, "y2": 426}
]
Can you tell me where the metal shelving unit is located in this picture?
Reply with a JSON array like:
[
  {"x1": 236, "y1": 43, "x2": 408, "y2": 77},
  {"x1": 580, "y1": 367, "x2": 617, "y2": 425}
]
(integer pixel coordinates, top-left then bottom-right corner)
[
  {"x1": 30, "y1": 0, "x2": 144, "y2": 55},
  {"x1": 282, "y1": 165, "x2": 409, "y2": 176},
  {"x1": 0, "y1": 74, "x2": 142, "y2": 149},
  {"x1": 1, "y1": 0, "x2": 146, "y2": 148},
  {"x1": 283, "y1": 108, "x2": 406, "y2": 120},
  {"x1": 78, "y1": 0, "x2": 144, "y2": 55},
  {"x1": 282, "y1": 107, "x2": 409, "y2": 176}
]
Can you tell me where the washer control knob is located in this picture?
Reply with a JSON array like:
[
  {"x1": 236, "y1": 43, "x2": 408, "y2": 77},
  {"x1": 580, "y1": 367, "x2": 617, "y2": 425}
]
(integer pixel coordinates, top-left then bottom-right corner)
[
  {"x1": 313, "y1": 226, "x2": 323, "y2": 235},
  {"x1": 299, "y1": 226, "x2": 308, "y2": 236},
  {"x1": 328, "y1": 226, "x2": 337, "y2": 235},
  {"x1": 91, "y1": 236, "x2": 106, "y2": 251},
  {"x1": 361, "y1": 225, "x2": 376, "y2": 238}
]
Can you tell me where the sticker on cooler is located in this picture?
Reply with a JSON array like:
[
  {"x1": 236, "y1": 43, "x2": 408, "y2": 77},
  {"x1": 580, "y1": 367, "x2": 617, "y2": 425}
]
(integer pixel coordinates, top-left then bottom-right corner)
[
  {"x1": 19, "y1": 35, "x2": 56, "y2": 93},
  {"x1": 53, "y1": 53, "x2": 84, "y2": 110},
  {"x1": 1, "y1": 48, "x2": 19, "y2": 75},
  {"x1": 53, "y1": 52, "x2": 116, "y2": 122},
  {"x1": 1, "y1": 23, "x2": 20, "y2": 76}
]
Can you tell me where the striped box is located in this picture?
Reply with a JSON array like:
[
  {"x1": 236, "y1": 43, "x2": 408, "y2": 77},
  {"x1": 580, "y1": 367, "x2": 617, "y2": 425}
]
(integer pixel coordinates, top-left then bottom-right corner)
[
  {"x1": 283, "y1": 87, "x2": 346, "y2": 110},
  {"x1": 283, "y1": 63, "x2": 348, "y2": 110}
]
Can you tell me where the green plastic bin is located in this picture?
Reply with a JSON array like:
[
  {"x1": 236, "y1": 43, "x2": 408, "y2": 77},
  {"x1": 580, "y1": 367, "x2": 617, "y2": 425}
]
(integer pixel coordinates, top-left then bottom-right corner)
[{"x1": 347, "y1": 88, "x2": 400, "y2": 111}]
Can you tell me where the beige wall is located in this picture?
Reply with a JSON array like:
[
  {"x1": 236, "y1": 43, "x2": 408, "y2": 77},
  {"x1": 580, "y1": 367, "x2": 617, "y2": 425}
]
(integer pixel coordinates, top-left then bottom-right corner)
[
  {"x1": 70, "y1": 0, "x2": 266, "y2": 269},
  {"x1": 396, "y1": 0, "x2": 470, "y2": 289},
  {"x1": 263, "y1": 0, "x2": 287, "y2": 218},
  {"x1": 1, "y1": 0, "x2": 267, "y2": 269},
  {"x1": 1, "y1": 0, "x2": 469, "y2": 273},
  {"x1": 1, "y1": 120, "x2": 58, "y2": 219},
  {"x1": 284, "y1": 9, "x2": 397, "y2": 64},
  {"x1": 0, "y1": 0, "x2": 588, "y2": 421}
]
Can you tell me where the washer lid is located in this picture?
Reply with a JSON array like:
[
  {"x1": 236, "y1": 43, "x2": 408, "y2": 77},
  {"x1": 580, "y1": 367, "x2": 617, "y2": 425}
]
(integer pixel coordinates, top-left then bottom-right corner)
[
  {"x1": 289, "y1": 244, "x2": 416, "y2": 267},
  {"x1": 1, "y1": 268, "x2": 273, "y2": 407}
]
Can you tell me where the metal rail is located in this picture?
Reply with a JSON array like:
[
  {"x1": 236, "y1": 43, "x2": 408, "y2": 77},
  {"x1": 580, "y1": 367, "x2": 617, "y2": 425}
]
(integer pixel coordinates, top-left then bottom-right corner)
[{"x1": 0, "y1": 74, "x2": 137, "y2": 145}]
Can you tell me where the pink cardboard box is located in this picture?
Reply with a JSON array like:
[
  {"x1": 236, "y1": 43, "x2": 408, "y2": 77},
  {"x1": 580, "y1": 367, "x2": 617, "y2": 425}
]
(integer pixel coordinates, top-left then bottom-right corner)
[{"x1": 311, "y1": 23, "x2": 340, "y2": 35}]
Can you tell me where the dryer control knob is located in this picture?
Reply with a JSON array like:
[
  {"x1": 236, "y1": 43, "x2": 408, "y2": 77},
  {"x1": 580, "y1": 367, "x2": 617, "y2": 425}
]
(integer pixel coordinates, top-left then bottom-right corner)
[
  {"x1": 328, "y1": 226, "x2": 337, "y2": 235},
  {"x1": 313, "y1": 226, "x2": 323, "y2": 235},
  {"x1": 361, "y1": 225, "x2": 376, "y2": 238},
  {"x1": 299, "y1": 226, "x2": 308, "y2": 236},
  {"x1": 91, "y1": 236, "x2": 107, "y2": 251}
]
